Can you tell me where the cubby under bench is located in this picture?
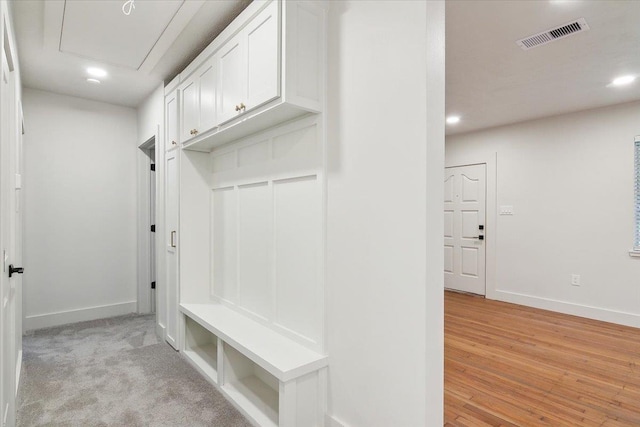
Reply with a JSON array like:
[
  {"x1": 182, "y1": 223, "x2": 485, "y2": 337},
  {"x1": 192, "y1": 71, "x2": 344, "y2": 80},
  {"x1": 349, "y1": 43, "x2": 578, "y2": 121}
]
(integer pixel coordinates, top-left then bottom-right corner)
[{"x1": 180, "y1": 303, "x2": 328, "y2": 427}]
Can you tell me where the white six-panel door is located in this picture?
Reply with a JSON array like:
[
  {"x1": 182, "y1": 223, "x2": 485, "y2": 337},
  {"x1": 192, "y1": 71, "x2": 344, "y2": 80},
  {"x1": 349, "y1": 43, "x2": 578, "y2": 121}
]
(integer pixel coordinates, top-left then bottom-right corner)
[{"x1": 444, "y1": 164, "x2": 486, "y2": 295}]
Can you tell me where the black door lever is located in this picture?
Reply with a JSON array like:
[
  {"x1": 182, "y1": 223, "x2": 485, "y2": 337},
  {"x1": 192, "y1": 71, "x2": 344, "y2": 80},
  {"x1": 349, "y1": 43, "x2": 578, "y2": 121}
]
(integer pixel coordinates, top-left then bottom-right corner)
[{"x1": 9, "y1": 265, "x2": 23, "y2": 278}]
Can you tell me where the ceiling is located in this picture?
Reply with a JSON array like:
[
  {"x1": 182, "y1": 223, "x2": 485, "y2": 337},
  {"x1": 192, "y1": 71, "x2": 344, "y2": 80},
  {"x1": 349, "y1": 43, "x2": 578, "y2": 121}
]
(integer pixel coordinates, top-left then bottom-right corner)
[
  {"x1": 446, "y1": 0, "x2": 640, "y2": 135},
  {"x1": 12, "y1": 0, "x2": 250, "y2": 107},
  {"x1": 10, "y1": 1, "x2": 640, "y2": 124},
  {"x1": 59, "y1": 1, "x2": 183, "y2": 70}
]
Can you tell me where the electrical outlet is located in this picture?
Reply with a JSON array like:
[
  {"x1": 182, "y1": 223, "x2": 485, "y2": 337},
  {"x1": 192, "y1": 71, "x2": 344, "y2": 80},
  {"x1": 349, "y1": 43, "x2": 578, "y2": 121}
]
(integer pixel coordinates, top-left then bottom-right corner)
[{"x1": 571, "y1": 274, "x2": 581, "y2": 286}]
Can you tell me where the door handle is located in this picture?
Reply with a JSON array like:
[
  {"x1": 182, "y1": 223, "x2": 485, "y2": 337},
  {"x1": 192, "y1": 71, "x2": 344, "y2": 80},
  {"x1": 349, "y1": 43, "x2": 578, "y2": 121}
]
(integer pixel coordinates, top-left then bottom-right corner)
[
  {"x1": 171, "y1": 231, "x2": 176, "y2": 248},
  {"x1": 9, "y1": 264, "x2": 23, "y2": 278}
]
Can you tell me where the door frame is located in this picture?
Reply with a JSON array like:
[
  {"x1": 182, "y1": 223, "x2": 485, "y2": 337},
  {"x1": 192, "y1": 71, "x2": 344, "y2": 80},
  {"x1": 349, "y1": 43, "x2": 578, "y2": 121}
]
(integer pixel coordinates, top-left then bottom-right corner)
[
  {"x1": 445, "y1": 154, "x2": 497, "y2": 300},
  {"x1": 137, "y1": 132, "x2": 159, "y2": 314}
]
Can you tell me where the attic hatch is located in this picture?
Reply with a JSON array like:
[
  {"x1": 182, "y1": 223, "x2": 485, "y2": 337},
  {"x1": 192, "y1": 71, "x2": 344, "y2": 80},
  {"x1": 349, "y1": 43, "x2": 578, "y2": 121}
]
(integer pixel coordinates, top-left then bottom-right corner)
[{"x1": 517, "y1": 18, "x2": 590, "y2": 50}]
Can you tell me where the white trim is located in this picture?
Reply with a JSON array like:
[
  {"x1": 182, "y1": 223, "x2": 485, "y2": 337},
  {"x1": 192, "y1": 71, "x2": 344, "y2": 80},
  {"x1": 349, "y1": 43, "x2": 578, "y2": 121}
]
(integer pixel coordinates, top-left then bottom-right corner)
[
  {"x1": 15, "y1": 350, "x2": 21, "y2": 395},
  {"x1": 137, "y1": 143, "x2": 153, "y2": 314},
  {"x1": 156, "y1": 322, "x2": 166, "y2": 341},
  {"x1": 494, "y1": 290, "x2": 640, "y2": 329},
  {"x1": 24, "y1": 301, "x2": 137, "y2": 331},
  {"x1": 444, "y1": 153, "x2": 498, "y2": 298},
  {"x1": 165, "y1": 75, "x2": 180, "y2": 94},
  {"x1": 157, "y1": 93, "x2": 170, "y2": 344},
  {"x1": 137, "y1": 130, "x2": 160, "y2": 314},
  {"x1": 325, "y1": 414, "x2": 348, "y2": 427}
]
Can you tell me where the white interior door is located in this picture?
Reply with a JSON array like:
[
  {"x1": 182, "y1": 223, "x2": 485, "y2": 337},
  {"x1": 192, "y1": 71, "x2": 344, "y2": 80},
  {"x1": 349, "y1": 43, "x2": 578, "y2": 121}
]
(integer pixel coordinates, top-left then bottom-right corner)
[
  {"x1": 444, "y1": 164, "x2": 486, "y2": 295},
  {"x1": 0, "y1": 43, "x2": 17, "y2": 427},
  {"x1": 165, "y1": 149, "x2": 178, "y2": 349}
]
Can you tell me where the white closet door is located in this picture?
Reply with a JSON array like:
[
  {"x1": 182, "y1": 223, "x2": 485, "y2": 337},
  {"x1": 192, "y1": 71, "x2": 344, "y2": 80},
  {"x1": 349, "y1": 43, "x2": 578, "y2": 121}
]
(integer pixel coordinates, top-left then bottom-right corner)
[{"x1": 165, "y1": 150, "x2": 179, "y2": 349}]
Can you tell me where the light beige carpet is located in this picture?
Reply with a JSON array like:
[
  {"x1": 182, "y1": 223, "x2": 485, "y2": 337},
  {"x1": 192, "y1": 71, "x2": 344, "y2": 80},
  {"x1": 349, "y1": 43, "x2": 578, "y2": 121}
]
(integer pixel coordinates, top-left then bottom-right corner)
[{"x1": 18, "y1": 314, "x2": 252, "y2": 427}]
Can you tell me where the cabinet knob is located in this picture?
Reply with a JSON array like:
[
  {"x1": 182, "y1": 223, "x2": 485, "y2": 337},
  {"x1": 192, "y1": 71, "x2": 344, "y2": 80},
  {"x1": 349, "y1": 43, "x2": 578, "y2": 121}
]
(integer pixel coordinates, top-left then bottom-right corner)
[
  {"x1": 235, "y1": 104, "x2": 240, "y2": 112},
  {"x1": 172, "y1": 140, "x2": 177, "y2": 145},
  {"x1": 239, "y1": 103, "x2": 246, "y2": 111},
  {"x1": 193, "y1": 129, "x2": 198, "y2": 135},
  {"x1": 189, "y1": 130, "x2": 194, "y2": 135}
]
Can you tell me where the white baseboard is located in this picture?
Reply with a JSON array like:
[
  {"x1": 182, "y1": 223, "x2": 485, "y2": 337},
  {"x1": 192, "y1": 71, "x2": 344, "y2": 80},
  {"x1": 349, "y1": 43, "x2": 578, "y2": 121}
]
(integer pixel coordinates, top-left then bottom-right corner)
[
  {"x1": 325, "y1": 414, "x2": 348, "y2": 427},
  {"x1": 494, "y1": 290, "x2": 640, "y2": 328},
  {"x1": 15, "y1": 349, "x2": 22, "y2": 396},
  {"x1": 25, "y1": 301, "x2": 137, "y2": 331},
  {"x1": 156, "y1": 322, "x2": 166, "y2": 341}
]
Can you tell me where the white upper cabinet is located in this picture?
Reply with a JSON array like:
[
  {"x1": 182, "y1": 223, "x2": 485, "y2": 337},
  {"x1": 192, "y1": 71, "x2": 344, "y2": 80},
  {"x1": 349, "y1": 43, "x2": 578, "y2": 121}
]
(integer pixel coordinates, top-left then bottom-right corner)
[
  {"x1": 165, "y1": 89, "x2": 179, "y2": 150},
  {"x1": 217, "y1": 1, "x2": 279, "y2": 125},
  {"x1": 176, "y1": 0, "x2": 325, "y2": 150},
  {"x1": 217, "y1": 34, "x2": 247, "y2": 125},
  {"x1": 199, "y1": 61, "x2": 218, "y2": 132},
  {"x1": 180, "y1": 57, "x2": 218, "y2": 143},
  {"x1": 180, "y1": 75, "x2": 199, "y2": 142},
  {"x1": 241, "y1": 1, "x2": 279, "y2": 114}
]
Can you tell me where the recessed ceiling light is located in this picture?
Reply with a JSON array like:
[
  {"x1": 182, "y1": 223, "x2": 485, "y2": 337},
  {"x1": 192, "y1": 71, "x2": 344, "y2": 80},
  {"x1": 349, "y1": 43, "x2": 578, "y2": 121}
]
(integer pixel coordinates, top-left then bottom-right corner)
[
  {"x1": 87, "y1": 78, "x2": 101, "y2": 84},
  {"x1": 87, "y1": 67, "x2": 107, "y2": 78},
  {"x1": 611, "y1": 75, "x2": 636, "y2": 87},
  {"x1": 446, "y1": 116, "x2": 461, "y2": 125}
]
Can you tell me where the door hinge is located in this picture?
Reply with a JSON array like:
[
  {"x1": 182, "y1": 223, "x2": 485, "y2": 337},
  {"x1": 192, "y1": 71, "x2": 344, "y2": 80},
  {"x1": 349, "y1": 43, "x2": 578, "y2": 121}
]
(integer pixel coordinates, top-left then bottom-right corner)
[
  {"x1": 150, "y1": 164, "x2": 155, "y2": 171},
  {"x1": 151, "y1": 281, "x2": 156, "y2": 289},
  {"x1": 150, "y1": 225, "x2": 155, "y2": 232}
]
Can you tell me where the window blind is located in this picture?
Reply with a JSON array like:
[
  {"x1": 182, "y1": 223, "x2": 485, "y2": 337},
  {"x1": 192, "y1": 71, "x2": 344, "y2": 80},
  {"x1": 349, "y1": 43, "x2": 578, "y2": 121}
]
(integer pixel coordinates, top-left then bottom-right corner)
[{"x1": 635, "y1": 137, "x2": 640, "y2": 249}]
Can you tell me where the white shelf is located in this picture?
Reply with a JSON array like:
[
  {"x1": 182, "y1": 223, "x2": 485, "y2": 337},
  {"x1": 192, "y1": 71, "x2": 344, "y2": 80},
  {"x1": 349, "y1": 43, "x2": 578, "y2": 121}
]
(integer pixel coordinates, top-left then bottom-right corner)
[
  {"x1": 180, "y1": 303, "x2": 327, "y2": 382},
  {"x1": 184, "y1": 343, "x2": 218, "y2": 383},
  {"x1": 181, "y1": 101, "x2": 316, "y2": 152},
  {"x1": 184, "y1": 316, "x2": 219, "y2": 383},
  {"x1": 223, "y1": 376, "x2": 279, "y2": 427}
]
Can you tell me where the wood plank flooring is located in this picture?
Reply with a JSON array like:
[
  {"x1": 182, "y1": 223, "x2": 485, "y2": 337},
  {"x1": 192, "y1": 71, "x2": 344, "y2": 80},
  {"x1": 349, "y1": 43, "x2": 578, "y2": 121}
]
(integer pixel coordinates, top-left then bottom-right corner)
[{"x1": 444, "y1": 291, "x2": 640, "y2": 427}]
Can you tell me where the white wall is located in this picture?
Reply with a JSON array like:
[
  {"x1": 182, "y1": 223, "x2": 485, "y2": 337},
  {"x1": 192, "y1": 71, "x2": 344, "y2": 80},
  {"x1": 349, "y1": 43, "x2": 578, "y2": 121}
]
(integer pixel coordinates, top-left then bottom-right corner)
[
  {"x1": 325, "y1": 2, "x2": 444, "y2": 426},
  {"x1": 137, "y1": 85, "x2": 164, "y2": 145},
  {"x1": 23, "y1": 88, "x2": 138, "y2": 330},
  {"x1": 446, "y1": 100, "x2": 640, "y2": 327}
]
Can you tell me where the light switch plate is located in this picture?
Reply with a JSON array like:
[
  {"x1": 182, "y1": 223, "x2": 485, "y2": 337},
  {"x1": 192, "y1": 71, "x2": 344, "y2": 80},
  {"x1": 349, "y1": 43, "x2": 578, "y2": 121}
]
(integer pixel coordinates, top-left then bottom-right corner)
[{"x1": 500, "y1": 205, "x2": 514, "y2": 215}]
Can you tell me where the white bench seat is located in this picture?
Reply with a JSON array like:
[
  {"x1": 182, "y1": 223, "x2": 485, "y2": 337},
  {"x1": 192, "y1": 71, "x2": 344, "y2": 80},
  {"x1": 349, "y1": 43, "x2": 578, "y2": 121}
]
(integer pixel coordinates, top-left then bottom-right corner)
[{"x1": 180, "y1": 303, "x2": 327, "y2": 383}]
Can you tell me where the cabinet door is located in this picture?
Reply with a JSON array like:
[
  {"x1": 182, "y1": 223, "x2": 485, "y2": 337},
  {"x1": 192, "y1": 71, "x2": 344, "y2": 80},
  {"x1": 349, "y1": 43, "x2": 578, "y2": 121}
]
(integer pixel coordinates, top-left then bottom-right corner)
[
  {"x1": 165, "y1": 91, "x2": 179, "y2": 150},
  {"x1": 245, "y1": 0, "x2": 280, "y2": 110},
  {"x1": 198, "y1": 58, "x2": 218, "y2": 133},
  {"x1": 180, "y1": 76, "x2": 199, "y2": 142},
  {"x1": 165, "y1": 149, "x2": 179, "y2": 349},
  {"x1": 217, "y1": 33, "x2": 246, "y2": 125}
]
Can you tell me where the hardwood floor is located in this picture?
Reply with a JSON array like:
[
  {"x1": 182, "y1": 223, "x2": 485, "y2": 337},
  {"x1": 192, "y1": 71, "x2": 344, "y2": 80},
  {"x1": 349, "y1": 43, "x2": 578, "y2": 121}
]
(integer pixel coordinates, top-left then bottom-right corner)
[{"x1": 444, "y1": 291, "x2": 640, "y2": 427}]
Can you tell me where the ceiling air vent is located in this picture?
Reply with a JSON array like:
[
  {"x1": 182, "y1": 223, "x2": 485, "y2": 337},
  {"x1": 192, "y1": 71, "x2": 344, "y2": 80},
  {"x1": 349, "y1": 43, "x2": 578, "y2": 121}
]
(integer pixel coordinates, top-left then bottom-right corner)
[{"x1": 517, "y1": 18, "x2": 589, "y2": 50}]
